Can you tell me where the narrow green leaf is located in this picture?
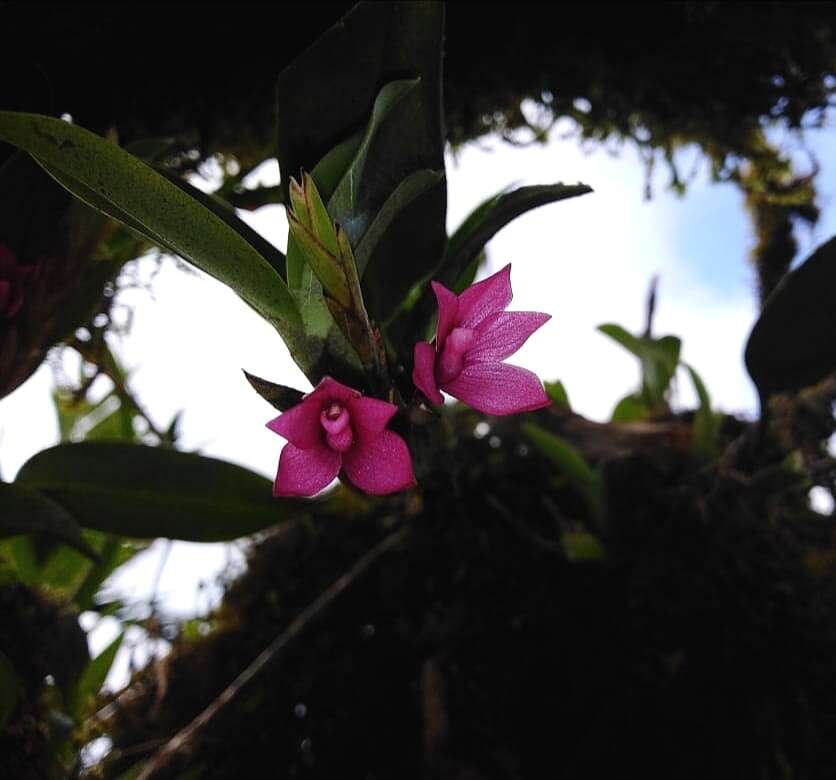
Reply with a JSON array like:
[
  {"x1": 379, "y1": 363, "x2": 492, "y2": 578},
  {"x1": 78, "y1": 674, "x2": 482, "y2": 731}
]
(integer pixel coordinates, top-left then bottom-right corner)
[
  {"x1": 328, "y1": 78, "x2": 423, "y2": 242},
  {"x1": 0, "y1": 651, "x2": 19, "y2": 729},
  {"x1": 683, "y1": 362, "x2": 722, "y2": 460},
  {"x1": 354, "y1": 169, "x2": 444, "y2": 278},
  {"x1": 243, "y1": 370, "x2": 305, "y2": 411},
  {"x1": 286, "y1": 130, "x2": 364, "y2": 291},
  {"x1": 68, "y1": 632, "x2": 123, "y2": 718},
  {"x1": 287, "y1": 213, "x2": 351, "y2": 308},
  {"x1": 0, "y1": 112, "x2": 302, "y2": 351},
  {"x1": 0, "y1": 482, "x2": 97, "y2": 559},
  {"x1": 438, "y1": 182, "x2": 592, "y2": 290},
  {"x1": 544, "y1": 380, "x2": 571, "y2": 411},
  {"x1": 745, "y1": 235, "x2": 836, "y2": 402},
  {"x1": 301, "y1": 170, "x2": 340, "y2": 257},
  {"x1": 523, "y1": 423, "x2": 606, "y2": 530},
  {"x1": 15, "y1": 442, "x2": 308, "y2": 541}
]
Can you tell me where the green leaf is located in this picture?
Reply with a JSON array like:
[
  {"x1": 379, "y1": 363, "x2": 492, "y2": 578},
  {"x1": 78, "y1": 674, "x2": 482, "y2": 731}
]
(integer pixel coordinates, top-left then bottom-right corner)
[
  {"x1": 15, "y1": 442, "x2": 308, "y2": 541},
  {"x1": 287, "y1": 175, "x2": 385, "y2": 377},
  {"x1": 0, "y1": 112, "x2": 304, "y2": 360},
  {"x1": 597, "y1": 324, "x2": 681, "y2": 409},
  {"x1": 523, "y1": 423, "x2": 606, "y2": 531},
  {"x1": 243, "y1": 370, "x2": 305, "y2": 411},
  {"x1": 276, "y1": 3, "x2": 444, "y2": 206},
  {"x1": 597, "y1": 323, "x2": 645, "y2": 359},
  {"x1": 286, "y1": 130, "x2": 364, "y2": 290},
  {"x1": 745, "y1": 235, "x2": 836, "y2": 403},
  {"x1": 68, "y1": 632, "x2": 123, "y2": 718},
  {"x1": 683, "y1": 363, "x2": 722, "y2": 460},
  {"x1": 438, "y1": 183, "x2": 592, "y2": 291},
  {"x1": 0, "y1": 651, "x2": 19, "y2": 729},
  {"x1": 73, "y1": 534, "x2": 146, "y2": 612},
  {"x1": 277, "y1": 3, "x2": 447, "y2": 348},
  {"x1": 562, "y1": 531, "x2": 606, "y2": 562},
  {"x1": 0, "y1": 482, "x2": 97, "y2": 559},
  {"x1": 124, "y1": 137, "x2": 176, "y2": 163},
  {"x1": 158, "y1": 170, "x2": 288, "y2": 280},
  {"x1": 610, "y1": 393, "x2": 648, "y2": 423},
  {"x1": 394, "y1": 183, "x2": 591, "y2": 341},
  {"x1": 544, "y1": 380, "x2": 571, "y2": 411}
]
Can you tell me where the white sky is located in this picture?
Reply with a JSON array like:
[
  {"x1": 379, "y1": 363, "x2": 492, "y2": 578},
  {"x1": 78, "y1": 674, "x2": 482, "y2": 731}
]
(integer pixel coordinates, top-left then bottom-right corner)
[{"x1": 2, "y1": 115, "x2": 835, "y2": 685}]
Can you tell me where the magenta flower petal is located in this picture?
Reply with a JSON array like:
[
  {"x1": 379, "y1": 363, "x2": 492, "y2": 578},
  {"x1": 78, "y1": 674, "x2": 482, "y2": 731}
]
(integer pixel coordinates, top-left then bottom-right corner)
[
  {"x1": 347, "y1": 395, "x2": 398, "y2": 442},
  {"x1": 304, "y1": 376, "x2": 360, "y2": 406},
  {"x1": 273, "y1": 442, "x2": 341, "y2": 497},
  {"x1": 266, "y1": 400, "x2": 323, "y2": 450},
  {"x1": 0, "y1": 281, "x2": 10, "y2": 314},
  {"x1": 342, "y1": 430, "x2": 416, "y2": 495},
  {"x1": 412, "y1": 341, "x2": 443, "y2": 404},
  {"x1": 456, "y1": 263, "x2": 513, "y2": 330},
  {"x1": 444, "y1": 361, "x2": 550, "y2": 416},
  {"x1": 431, "y1": 281, "x2": 459, "y2": 348},
  {"x1": 0, "y1": 245, "x2": 15, "y2": 276},
  {"x1": 467, "y1": 311, "x2": 551, "y2": 364}
]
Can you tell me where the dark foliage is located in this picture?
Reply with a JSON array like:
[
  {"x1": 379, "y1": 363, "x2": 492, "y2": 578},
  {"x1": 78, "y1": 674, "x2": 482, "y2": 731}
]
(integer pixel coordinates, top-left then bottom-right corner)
[{"x1": 97, "y1": 408, "x2": 836, "y2": 780}]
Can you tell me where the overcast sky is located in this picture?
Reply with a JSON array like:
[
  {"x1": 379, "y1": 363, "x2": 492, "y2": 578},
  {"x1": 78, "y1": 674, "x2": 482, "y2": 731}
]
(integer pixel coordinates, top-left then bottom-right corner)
[{"x1": 2, "y1": 114, "x2": 835, "y2": 682}]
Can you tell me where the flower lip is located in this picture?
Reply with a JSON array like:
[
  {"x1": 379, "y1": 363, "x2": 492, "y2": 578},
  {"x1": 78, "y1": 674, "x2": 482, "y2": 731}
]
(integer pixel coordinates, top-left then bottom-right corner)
[
  {"x1": 320, "y1": 403, "x2": 350, "y2": 435},
  {"x1": 437, "y1": 326, "x2": 477, "y2": 384}
]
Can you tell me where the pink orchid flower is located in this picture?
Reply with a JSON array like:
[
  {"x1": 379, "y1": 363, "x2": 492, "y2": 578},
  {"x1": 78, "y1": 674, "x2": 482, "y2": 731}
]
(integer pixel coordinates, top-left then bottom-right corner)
[
  {"x1": 412, "y1": 263, "x2": 551, "y2": 415},
  {"x1": 0, "y1": 244, "x2": 33, "y2": 319},
  {"x1": 267, "y1": 376, "x2": 416, "y2": 497}
]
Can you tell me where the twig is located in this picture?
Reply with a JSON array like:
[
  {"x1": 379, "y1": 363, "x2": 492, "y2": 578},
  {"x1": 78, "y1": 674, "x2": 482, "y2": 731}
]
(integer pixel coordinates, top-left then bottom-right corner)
[{"x1": 136, "y1": 524, "x2": 412, "y2": 780}]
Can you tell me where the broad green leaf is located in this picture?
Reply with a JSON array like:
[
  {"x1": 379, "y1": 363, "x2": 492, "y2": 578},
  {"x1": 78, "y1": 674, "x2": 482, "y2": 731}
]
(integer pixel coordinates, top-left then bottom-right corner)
[
  {"x1": 0, "y1": 651, "x2": 19, "y2": 729},
  {"x1": 277, "y1": 3, "x2": 447, "y2": 349},
  {"x1": 159, "y1": 170, "x2": 288, "y2": 280},
  {"x1": 84, "y1": 400, "x2": 135, "y2": 442},
  {"x1": 328, "y1": 78, "x2": 423, "y2": 244},
  {"x1": 597, "y1": 323, "x2": 645, "y2": 359},
  {"x1": 0, "y1": 112, "x2": 303, "y2": 360},
  {"x1": 544, "y1": 380, "x2": 571, "y2": 411},
  {"x1": 68, "y1": 632, "x2": 123, "y2": 718},
  {"x1": 243, "y1": 370, "x2": 305, "y2": 411},
  {"x1": 745, "y1": 235, "x2": 836, "y2": 403},
  {"x1": 125, "y1": 137, "x2": 176, "y2": 162},
  {"x1": 524, "y1": 423, "x2": 606, "y2": 531},
  {"x1": 276, "y1": 3, "x2": 444, "y2": 205},
  {"x1": 0, "y1": 482, "x2": 97, "y2": 559},
  {"x1": 598, "y1": 324, "x2": 681, "y2": 409},
  {"x1": 15, "y1": 442, "x2": 308, "y2": 541},
  {"x1": 611, "y1": 393, "x2": 648, "y2": 422}
]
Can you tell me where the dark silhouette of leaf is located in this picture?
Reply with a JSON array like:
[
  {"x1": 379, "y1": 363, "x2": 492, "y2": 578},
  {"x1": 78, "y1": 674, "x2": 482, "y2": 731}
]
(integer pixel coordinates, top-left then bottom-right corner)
[
  {"x1": 15, "y1": 443, "x2": 309, "y2": 541},
  {"x1": 745, "y1": 235, "x2": 836, "y2": 401}
]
